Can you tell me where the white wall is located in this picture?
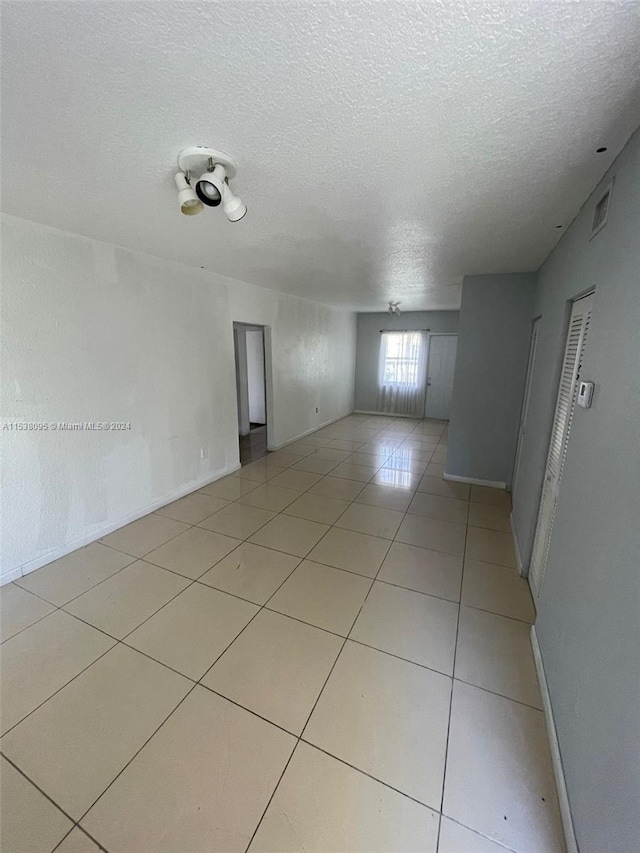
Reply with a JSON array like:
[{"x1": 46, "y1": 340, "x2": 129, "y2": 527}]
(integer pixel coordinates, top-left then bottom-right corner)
[
  {"x1": 246, "y1": 329, "x2": 266, "y2": 425},
  {"x1": 1, "y1": 215, "x2": 356, "y2": 582}
]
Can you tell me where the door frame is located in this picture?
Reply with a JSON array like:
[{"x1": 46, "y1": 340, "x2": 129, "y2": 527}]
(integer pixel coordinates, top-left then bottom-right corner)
[
  {"x1": 511, "y1": 317, "x2": 541, "y2": 503},
  {"x1": 423, "y1": 332, "x2": 458, "y2": 419}
]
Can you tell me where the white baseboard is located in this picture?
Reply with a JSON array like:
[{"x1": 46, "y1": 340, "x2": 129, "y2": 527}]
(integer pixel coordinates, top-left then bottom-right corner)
[
  {"x1": 530, "y1": 626, "x2": 578, "y2": 853},
  {"x1": 443, "y1": 472, "x2": 507, "y2": 489},
  {"x1": 267, "y1": 409, "x2": 354, "y2": 451},
  {"x1": 1, "y1": 462, "x2": 241, "y2": 587},
  {"x1": 353, "y1": 409, "x2": 425, "y2": 419},
  {"x1": 1, "y1": 567, "x2": 24, "y2": 585},
  {"x1": 510, "y1": 512, "x2": 526, "y2": 577}
]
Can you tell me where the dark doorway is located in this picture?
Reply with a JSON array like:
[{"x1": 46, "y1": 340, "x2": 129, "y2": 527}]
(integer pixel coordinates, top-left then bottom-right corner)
[{"x1": 233, "y1": 323, "x2": 268, "y2": 465}]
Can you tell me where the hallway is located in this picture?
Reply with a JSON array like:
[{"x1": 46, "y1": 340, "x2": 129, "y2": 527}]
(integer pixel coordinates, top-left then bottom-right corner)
[{"x1": 1, "y1": 414, "x2": 563, "y2": 853}]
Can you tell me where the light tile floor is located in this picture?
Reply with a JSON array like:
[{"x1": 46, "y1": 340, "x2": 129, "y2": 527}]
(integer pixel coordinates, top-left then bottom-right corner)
[{"x1": 0, "y1": 414, "x2": 565, "y2": 853}]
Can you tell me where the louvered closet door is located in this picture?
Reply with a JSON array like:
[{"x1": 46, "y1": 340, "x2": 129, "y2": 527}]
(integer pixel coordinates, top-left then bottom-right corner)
[{"x1": 529, "y1": 293, "x2": 594, "y2": 600}]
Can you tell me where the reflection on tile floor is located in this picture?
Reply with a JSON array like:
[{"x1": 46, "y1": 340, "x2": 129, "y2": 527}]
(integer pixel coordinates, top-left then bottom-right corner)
[
  {"x1": 239, "y1": 425, "x2": 268, "y2": 465},
  {"x1": 0, "y1": 414, "x2": 565, "y2": 853}
]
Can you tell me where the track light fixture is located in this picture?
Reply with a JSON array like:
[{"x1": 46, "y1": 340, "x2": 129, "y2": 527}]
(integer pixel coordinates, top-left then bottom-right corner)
[
  {"x1": 174, "y1": 172, "x2": 203, "y2": 216},
  {"x1": 195, "y1": 159, "x2": 226, "y2": 207},
  {"x1": 221, "y1": 181, "x2": 248, "y2": 222},
  {"x1": 175, "y1": 147, "x2": 247, "y2": 223},
  {"x1": 388, "y1": 301, "x2": 402, "y2": 316}
]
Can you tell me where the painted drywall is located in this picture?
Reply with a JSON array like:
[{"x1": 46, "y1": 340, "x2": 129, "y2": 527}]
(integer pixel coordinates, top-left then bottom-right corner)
[
  {"x1": 446, "y1": 274, "x2": 537, "y2": 485},
  {"x1": 1, "y1": 215, "x2": 356, "y2": 582},
  {"x1": 512, "y1": 129, "x2": 640, "y2": 853},
  {"x1": 354, "y1": 311, "x2": 459, "y2": 412},
  {"x1": 246, "y1": 330, "x2": 266, "y2": 425}
]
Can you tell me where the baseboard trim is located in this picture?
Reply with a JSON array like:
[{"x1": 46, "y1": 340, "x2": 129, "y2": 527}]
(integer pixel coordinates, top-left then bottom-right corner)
[
  {"x1": 354, "y1": 409, "x2": 435, "y2": 420},
  {"x1": 1, "y1": 462, "x2": 242, "y2": 586},
  {"x1": 1, "y1": 567, "x2": 24, "y2": 585},
  {"x1": 530, "y1": 626, "x2": 578, "y2": 853},
  {"x1": 510, "y1": 512, "x2": 526, "y2": 577},
  {"x1": 443, "y1": 472, "x2": 507, "y2": 489},
  {"x1": 267, "y1": 409, "x2": 354, "y2": 451}
]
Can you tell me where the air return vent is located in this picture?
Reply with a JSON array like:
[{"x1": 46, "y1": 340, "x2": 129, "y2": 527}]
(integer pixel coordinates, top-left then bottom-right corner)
[{"x1": 590, "y1": 178, "x2": 614, "y2": 239}]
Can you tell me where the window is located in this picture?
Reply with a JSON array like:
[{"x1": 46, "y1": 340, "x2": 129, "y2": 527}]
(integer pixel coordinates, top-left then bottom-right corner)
[
  {"x1": 380, "y1": 332, "x2": 422, "y2": 386},
  {"x1": 376, "y1": 330, "x2": 428, "y2": 416}
]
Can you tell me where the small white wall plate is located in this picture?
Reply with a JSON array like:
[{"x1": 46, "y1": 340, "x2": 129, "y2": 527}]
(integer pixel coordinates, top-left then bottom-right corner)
[
  {"x1": 177, "y1": 147, "x2": 237, "y2": 179},
  {"x1": 577, "y1": 380, "x2": 594, "y2": 408}
]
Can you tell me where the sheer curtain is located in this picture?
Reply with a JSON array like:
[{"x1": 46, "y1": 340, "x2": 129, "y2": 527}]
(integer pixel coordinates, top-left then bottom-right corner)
[{"x1": 376, "y1": 331, "x2": 428, "y2": 416}]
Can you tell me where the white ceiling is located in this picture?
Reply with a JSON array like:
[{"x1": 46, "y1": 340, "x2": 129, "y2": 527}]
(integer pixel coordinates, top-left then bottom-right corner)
[{"x1": 2, "y1": 1, "x2": 639, "y2": 311}]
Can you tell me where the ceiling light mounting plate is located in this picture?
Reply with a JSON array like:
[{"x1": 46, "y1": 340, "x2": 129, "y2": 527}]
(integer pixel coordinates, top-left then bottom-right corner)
[{"x1": 177, "y1": 147, "x2": 237, "y2": 180}]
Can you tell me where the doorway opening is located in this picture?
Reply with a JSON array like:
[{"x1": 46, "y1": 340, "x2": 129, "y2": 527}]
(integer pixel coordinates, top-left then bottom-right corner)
[
  {"x1": 233, "y1": 322, "x2": 268, "y2": 465},
  {"x1": 424, "y1": 333, "x2": 458, "y2": 420}
]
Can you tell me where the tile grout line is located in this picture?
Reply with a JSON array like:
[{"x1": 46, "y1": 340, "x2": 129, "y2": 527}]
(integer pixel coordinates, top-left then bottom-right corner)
[
  {"x1": 0, "y1": 605, "x2": 56, "y2": 646},
  {"x1": 12, "y1": 491, "x2": 529, "y2": 759},
  {"x1": 240, "y1": 428, "x2": 423, "y2": 850},
  {"x1": 73, "y1": 681, "x2": 200, "y2": 831},
  {"x1": 435, "y1": 492, "x2": 470, "y2": 844},
  {"x1": 8, "y1": 421, "x2": 442, "y2": 604},
  {"x1": 6, "y1": 433, "x2": 438, "y2": 639},
  {"x1": 5, "y1": 417, "x2": 480, "y2": 850},
  {"x1": 242, "y1": 563, "x2": 365, "y2": 851},
  {"x1": 241, "y1": 429, "x2": 441, "y2": 851},
  {"x1": 51, "y1": 822, "x2": 110, "y2": 853},
  {"x1": 4, "y1": 525, "x2": 305, "y2": 765},
  {"x1": 297, "y1": 739, "x2": 443, "y2": 812},
  {"x1": 0, "y1": 638, "x2": 118, "y2": 739},
  {"x1": 0, "y1": 751, "x2": 80, "y2": 828},
  {"x1": 1, "y1": 439, "x2": 406, "y2": 738},
  {"x1": 1, "y1": 754, "x2": 113, "y2": 852},
  {"x1": 67, "y1": 538, "x2": 314, "y2": 834},
  {"x1": 437, "y1": 815, "x2": 520, "y2": 853},
  {"x1": 61, "y1": 545, "x2": 311, "y2": 839}
]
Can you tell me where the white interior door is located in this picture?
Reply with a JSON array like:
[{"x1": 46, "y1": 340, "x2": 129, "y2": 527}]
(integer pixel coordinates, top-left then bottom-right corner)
[
  {"x1": 425, "y1": 334, "x2": 458, "y2": 419},
  {"x1": 529, "y1": 293, "x2": 594, "y2": 599},
  {"x1": 512, "y1": 318, "x2": 540, "y2": 502}
]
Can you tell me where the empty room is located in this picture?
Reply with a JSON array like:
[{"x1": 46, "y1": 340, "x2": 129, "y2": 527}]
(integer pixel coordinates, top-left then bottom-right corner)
[{"x1": 1, "y1": 2, "x2": 639, "y2": 852}]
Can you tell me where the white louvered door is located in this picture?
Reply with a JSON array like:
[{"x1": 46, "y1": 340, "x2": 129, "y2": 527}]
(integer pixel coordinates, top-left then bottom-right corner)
[{"x1": 529, "y1": 293, "x2": 594, "y2": 600}]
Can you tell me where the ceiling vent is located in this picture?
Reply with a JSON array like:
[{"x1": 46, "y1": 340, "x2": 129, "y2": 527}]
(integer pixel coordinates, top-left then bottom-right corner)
[{"x1": 590, "y1": 178, "x2": 614, "y2": 239}]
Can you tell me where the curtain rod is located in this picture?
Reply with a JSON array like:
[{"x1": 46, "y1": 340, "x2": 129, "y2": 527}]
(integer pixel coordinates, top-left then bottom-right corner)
[{"x1": 379, "y1": 328, "x2": 431, "y2": 333}]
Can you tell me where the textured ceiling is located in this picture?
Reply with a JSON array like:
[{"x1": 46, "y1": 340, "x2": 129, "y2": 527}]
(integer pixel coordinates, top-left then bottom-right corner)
[{"x1": 2, "y1": 1, "x2": 640, "y2": 311}]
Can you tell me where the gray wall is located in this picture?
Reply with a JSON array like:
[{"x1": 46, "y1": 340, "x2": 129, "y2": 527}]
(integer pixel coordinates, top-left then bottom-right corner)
[
  {"x1": 513, "y1": 128, "x2": 640, "y2": 853},
  {"x1": 354, "y1": 311, "x2": 459, "y2": 412},
  {"x1": 446, "y1": 274, "x2": 537, "y2": 486}
]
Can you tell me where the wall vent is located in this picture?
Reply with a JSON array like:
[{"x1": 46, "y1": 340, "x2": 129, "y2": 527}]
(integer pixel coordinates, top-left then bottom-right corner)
[{"x1": 590, "y1": 178, "x2": 614, "y2": 239}]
